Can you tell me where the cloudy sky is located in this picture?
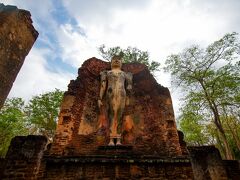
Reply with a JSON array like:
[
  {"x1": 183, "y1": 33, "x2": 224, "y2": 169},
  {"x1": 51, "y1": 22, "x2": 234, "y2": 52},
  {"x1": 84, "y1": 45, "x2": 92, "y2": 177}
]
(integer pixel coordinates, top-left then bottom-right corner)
[{"x1": 2, "y1": 0, "x2": 240, "y2": 116}]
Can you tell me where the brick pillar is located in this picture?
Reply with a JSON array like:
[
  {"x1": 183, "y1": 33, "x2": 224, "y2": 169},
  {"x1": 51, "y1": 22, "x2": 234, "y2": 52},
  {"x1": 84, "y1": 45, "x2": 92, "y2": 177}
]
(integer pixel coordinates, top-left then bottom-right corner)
[
  {"x1": 0, "y1": 4, "x2": 38, "y2": 109},
  {"x1": 188, "y1": 146, "x2": 228, "y2": 180},
  {"x1": 2, "y1": 135, "x2": 47, "y2": 179}
]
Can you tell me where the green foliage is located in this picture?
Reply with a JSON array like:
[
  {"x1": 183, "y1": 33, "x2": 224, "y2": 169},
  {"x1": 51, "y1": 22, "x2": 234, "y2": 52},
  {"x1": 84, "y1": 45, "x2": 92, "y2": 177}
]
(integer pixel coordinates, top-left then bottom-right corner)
[
  {"x1": 98, "y1": 45, "x2": 160, "y2": 73},
  {"x1": 25, "y1": 89, "x2": 64, "y2": 141},
  {"x1": 165, "y1": 32, "x2": 240, "y2": 159},
  {"x1": 179, "y1": 102, "x2": 211, "y2": 146},
  {"x1": 165, "y1": 32, "x2": 239, "y2": 90},
  {"x1": 0, "y1": 89, "x2": 64, "y2": 157},
  {"x1": 221, "y1": 115, "x2": 240, "y2": 159},
  {"x1": 0, "y1": 98, "x2": 27, "y2": 157}
]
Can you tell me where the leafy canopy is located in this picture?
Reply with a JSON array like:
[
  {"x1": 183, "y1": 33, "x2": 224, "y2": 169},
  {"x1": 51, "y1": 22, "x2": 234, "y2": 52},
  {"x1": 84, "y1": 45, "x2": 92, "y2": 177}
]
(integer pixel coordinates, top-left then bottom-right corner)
[
  {"x1": 164, "y1": 32, "x2": 240, "y2": 159},
  {"x1": 0, "y1": 98, "x2": 27, "y2": 157},
  {"x1": 25, "y1": 89, "x2": 64, "y2": 141},
  {"x1": 98, "y1": 45, "x2": 160, "y2": 73},
  {"x1": 0, "y1": 89, "x2": 64, "y2": 157}
]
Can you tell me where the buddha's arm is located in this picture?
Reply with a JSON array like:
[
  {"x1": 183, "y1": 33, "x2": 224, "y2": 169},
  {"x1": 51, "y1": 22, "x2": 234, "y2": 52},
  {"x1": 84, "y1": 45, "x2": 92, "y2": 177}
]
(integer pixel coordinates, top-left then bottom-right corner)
[
  {"x1": 98, "y1": 71, "x2": 107, "y2": 108},
  {"x1": 125, "y1": 72, "x2": 133, "y2": 106},
  {"x1": 126, "y1": 72, "x2": 133, "y2": 92}
]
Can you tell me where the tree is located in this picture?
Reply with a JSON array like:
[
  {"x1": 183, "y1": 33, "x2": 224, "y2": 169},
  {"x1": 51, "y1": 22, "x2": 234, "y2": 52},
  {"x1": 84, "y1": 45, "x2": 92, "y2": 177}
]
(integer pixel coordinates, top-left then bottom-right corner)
[
  {"x1": 98, "y1": 45, "x2": 160, "y2": 73},
  {"x1": 25, "y1": 89, "x2": 64, "y2": 142},
  {"x1": 179, "y1": 100, "x2": 212, "y2": 146},
  {"x1": 0, "y1": 98, "x2": 28, "y2": 157},
  {"x1": 221, "y1": 114, "x2": 240, "y2": 159},
  {"x1": 0, "y1": 89, "x2": 64, "y2": 157},
  {"x1": 165, "y1": 32, "x2": 240, "y2": 159}
]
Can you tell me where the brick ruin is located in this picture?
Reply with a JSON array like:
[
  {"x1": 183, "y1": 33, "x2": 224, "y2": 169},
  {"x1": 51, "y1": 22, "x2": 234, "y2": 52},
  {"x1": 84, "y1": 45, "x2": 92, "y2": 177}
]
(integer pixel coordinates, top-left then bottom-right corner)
[
  {"x1": 50, "y1": 58, "x2": 183, "y2": 157},
  {"x1": 0, "y1": 4, "x2": 240, "y2": 179},
  {"x1": 1, "y1": 58, "x2": 239, "y2": 179},
  {"x1": 0, "y1": 4, "x2": 38, "y2": 109}
]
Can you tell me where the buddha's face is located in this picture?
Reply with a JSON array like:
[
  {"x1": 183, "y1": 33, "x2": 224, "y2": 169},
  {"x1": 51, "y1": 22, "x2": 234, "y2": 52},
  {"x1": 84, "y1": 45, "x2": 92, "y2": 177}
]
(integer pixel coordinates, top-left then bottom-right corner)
[{"x1": 111, "y1": 57, "x2": 122, "y2": 69}]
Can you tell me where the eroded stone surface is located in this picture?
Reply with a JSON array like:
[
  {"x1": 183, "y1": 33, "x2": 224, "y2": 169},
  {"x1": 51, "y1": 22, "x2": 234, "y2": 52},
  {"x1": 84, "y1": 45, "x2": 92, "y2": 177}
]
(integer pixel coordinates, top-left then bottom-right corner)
[
  {"x1": 0, "y1": 3, "x2": 38, "y2": 108},
  {"x1": 40, "y1": 157, "x2": 194, "y2": 179},
  {"x1": 1, "y1": 135, "x2": 47, "y2": 180},
  {"x1": 51, "y1": 58, "x2": 182, "y2": 156},
  {"x1": 2, "y1": 57, "x2": 239, "y2": 179},
  {"x1": 188, "y1": 146, "x2": 229, "y2": 180}
]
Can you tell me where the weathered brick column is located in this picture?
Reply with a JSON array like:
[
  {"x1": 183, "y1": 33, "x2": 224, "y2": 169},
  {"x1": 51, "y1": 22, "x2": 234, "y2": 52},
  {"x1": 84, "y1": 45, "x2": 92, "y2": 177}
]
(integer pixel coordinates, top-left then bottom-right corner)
[
  {"x1": 2, "y1": 135, "x2": 47, "y2": 179},
  {"x1": 0, "y1": 3, "x2": 38, "y2": 109},
  {"x1": 188, "y1": 146, "x2": 228, "y2": 180}
]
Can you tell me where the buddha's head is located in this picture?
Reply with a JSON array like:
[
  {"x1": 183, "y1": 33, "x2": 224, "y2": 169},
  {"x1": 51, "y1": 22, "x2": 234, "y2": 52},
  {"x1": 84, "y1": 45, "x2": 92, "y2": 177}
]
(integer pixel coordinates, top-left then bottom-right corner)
[{"x1": 111, "y1": 55, "x2": 122, "y2": 69}]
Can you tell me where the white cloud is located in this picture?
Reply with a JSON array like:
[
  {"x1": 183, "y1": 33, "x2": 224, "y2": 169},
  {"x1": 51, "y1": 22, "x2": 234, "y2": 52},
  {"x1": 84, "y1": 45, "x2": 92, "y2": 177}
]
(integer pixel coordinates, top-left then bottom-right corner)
[
  {"x1": 1, "y1": 0, "x2": 54, "y2": 20},
  {"x1": 61, "y1": 0, "x2": 240, "y2": 63},
  {"x1": 2, "y1": 0, "x2": 240, "y2": 115},
  {"x1": 8, "y1": 48, "x2": 75, "y2": 101},
  {"x1": 62, "y1": 0, "x2": 150, "y2": 27},
  {"x1": 57, "y1": 24, "x2": 101, "y2": 68},
  {"x1": 61, "y1": 0, "x2": 240, "y2": 95}
]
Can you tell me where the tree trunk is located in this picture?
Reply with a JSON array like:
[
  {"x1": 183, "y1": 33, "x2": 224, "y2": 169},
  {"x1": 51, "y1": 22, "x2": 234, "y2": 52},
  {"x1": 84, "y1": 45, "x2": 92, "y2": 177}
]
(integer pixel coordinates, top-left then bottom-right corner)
[
  {"x1": 226, "y1": 118, "x2": 240, "y2": 151},
  {"x1": 200, "y1": 80, "x2": 234, "y2": 159},
  {"x1": 211, "y1": 102, "x2": 234, "y2": 159},
  {"x1": 223, "y1": 108, "x2": 240, "y2": 151},
  {"x1": 215, "y1": 130, "x2": 226, "y2": 159}
]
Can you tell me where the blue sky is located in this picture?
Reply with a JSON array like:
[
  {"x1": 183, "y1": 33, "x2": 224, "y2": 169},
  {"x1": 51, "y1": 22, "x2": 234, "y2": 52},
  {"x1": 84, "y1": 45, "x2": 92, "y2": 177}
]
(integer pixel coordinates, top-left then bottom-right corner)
[{"x1": 2, "y1": 0, "x2": 240, "y2": 115}]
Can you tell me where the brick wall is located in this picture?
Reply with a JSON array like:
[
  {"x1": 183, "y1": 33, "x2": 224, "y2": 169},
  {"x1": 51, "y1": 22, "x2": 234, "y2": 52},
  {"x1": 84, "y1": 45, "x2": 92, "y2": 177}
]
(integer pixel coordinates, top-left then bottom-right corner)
[
  {"x1": 0, "y1": 158, "x2": 6, "y2": 179},
  {"x1": 50, "y1": 58, "x2": 182, "y2": 157},
  {"x1": 2, "y1": 135, "x2": 47, "y2": 179},
  {"x1": 223, "y1": 160, "x2": 240, "y2": 180},
  {"x1": 188, "y1": 146, "x2": 229, "y2": 180},
  {"x1": 39, "y1": 156, "x2": 194, "y2": 180},
  {"x1": 2, "y1": 135, "x2": 240, "y2": 179}
]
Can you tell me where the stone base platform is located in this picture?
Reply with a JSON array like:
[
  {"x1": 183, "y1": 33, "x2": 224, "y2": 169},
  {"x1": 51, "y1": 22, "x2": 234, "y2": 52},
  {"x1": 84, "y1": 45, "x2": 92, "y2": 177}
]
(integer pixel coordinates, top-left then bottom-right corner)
[
  {"x1": 97, "y1": 145, "x2": 134, "y2": 155},
  {"x1": 2, "y1": 136, "x2": 240, "y2": 179},
  {"x1": 41, "y1": 146, "x2": 193, "y2": 179},
  {"x1": 39, "y1": 155, "x2": 193, "y2": 179}
]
